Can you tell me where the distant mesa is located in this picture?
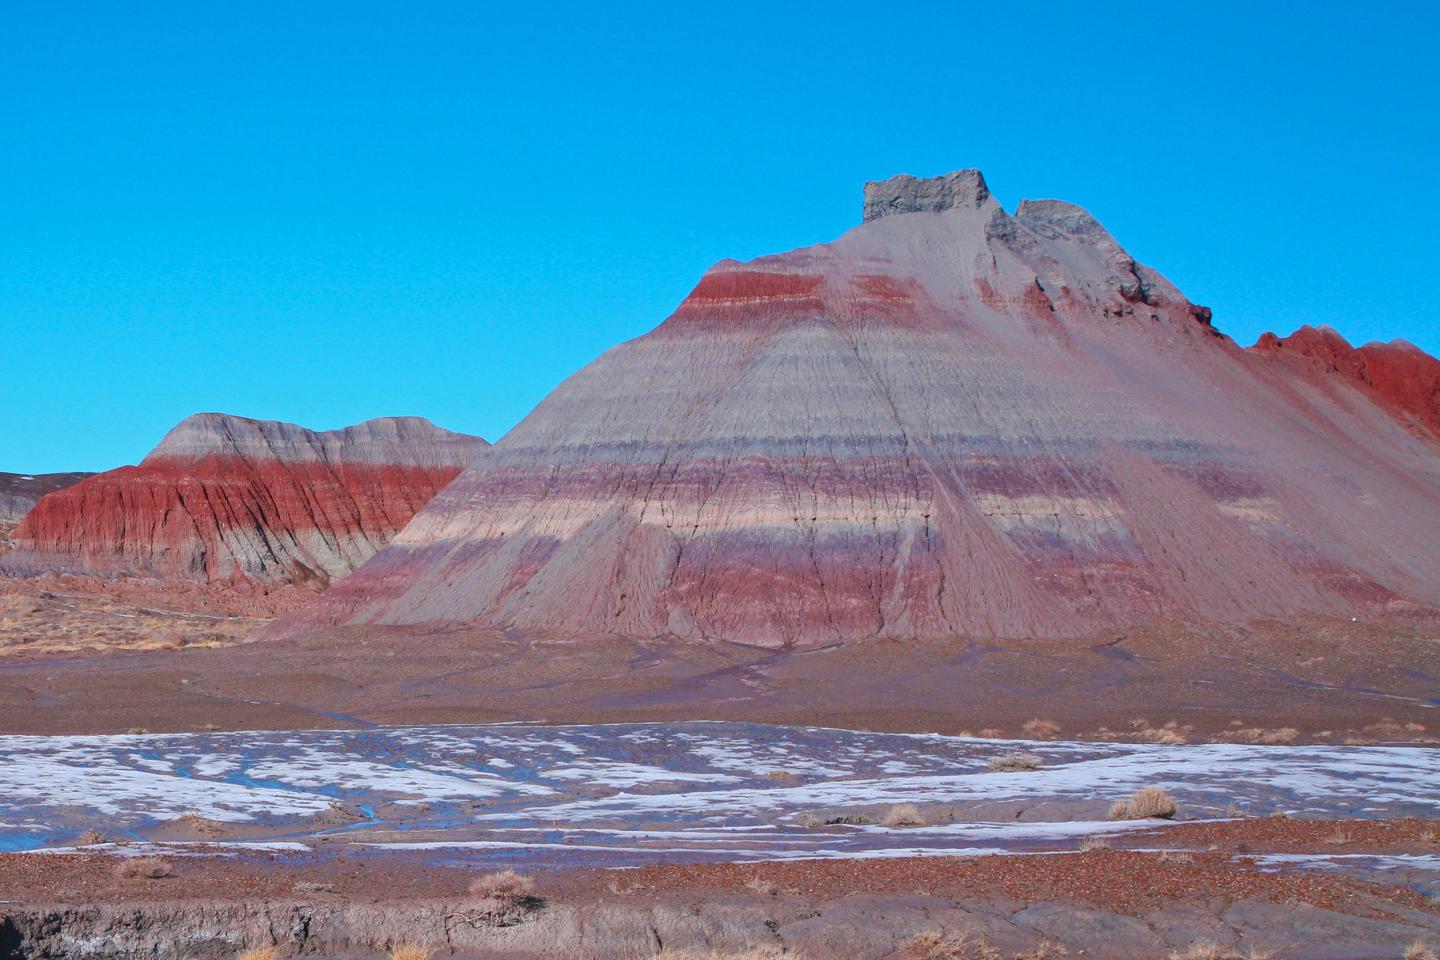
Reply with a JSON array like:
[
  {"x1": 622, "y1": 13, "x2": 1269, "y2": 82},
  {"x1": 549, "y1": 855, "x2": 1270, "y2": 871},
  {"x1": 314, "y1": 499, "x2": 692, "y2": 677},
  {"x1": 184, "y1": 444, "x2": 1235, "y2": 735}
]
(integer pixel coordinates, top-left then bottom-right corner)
[
  {"x1": 274, "y1": 169, "x2": 1440, "y2": 646},
  {"x1": 1, "y1": 414, "x2": 488, "y2": 600}
]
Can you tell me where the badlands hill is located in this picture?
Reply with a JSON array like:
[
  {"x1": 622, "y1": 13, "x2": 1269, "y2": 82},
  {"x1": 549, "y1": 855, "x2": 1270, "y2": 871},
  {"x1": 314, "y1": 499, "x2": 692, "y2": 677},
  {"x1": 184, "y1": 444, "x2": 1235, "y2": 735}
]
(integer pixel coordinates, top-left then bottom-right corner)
[
  {"x1": 0, "y1": 471, "x2": 93, "y2": 552},
  {"x1": 280, "y1": 169, "x2": 1440, "y2": 647},
  {"x1": 2, "y1": 414, "x2": 488, "y2": 597}
]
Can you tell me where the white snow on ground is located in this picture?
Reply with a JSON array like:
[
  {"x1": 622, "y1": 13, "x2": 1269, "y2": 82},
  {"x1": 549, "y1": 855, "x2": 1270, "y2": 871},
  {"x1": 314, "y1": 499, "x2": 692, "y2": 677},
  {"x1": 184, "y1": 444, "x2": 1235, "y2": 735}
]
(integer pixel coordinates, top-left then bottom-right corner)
[{"x1": 0, "y1": 722, "x2": 1436, "y2": 864}]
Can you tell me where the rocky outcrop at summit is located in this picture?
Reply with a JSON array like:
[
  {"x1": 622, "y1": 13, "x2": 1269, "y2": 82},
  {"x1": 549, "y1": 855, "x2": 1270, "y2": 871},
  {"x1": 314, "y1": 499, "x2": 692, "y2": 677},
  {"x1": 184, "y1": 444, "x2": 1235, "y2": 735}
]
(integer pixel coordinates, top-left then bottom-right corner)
[
  {"x1": 862, "y1": 169, "x2": 991, "y2": 220},
  {"x1": 2, "y1": 415, "x2": 487, "y2": 593},
  {"x1": 279, "y1": 170, "x2": 1440, "y2": 646}
]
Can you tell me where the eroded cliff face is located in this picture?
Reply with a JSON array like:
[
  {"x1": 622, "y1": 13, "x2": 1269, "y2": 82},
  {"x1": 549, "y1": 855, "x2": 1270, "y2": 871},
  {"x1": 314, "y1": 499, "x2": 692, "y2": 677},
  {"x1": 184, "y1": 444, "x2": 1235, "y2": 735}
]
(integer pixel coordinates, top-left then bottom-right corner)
[
  {"x1": 2, "y1": 415, "x2": 487, "y2": 590},
  {"x1": 275, "y1": 170, "x2": 1440, "y2": 646}
]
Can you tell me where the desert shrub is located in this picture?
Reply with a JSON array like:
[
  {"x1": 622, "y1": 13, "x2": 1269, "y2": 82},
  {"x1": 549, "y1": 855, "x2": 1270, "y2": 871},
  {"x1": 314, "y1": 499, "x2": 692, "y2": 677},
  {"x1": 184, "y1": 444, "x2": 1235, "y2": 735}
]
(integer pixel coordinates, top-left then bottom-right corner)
[
  {"x1": 1078, "y1": 836, "x2": 1110, "y2": 852},
  {"x1": 987, "y1": 751, "x2": 1042, "y2": 772},
  {"x1": 467, "y1": 869, "x2": 535, "y2": 903},
  {"x1": 74, "y1": 830, "x2": 106, "y2": 846},
  {"x1": 1021, "y1": 719, "x2": 1060, "y2": 739},
  {"x1": 388, "y1": 946, "x2": 433, "y2": 960},
  {"x1": 236, "y1": 947, "x2": 277, "y2": 960},
  {"x1": 114, "y1": 856, "x2": 173, "y2": 879},
  {"x1": 1109, "y1": 787, "x2": 1178, "y2": 820},
  {"x1": 1323, "y1": 828, "x2": 1352, "y2": 846},
  {"x1": 881, "y1": 803, "x2": 927, "y2": 827},
  {"x1": 1405, "y1": 941, "x2": 1438, "y2": 960},
  {"x1": 1156, "y1": 850, "x2": 1194, "y2": 864}
]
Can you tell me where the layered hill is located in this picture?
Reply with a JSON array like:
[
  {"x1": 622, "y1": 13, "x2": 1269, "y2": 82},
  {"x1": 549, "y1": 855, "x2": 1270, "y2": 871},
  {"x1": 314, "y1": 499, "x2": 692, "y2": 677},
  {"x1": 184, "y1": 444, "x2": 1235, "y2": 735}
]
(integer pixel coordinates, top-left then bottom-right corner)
[
  {"x1": 2, "y1": 415, "x2": 488, "y2": 594},
  {"x1": 283, "y1": 170, "x2": 1440, "y2": 646}
]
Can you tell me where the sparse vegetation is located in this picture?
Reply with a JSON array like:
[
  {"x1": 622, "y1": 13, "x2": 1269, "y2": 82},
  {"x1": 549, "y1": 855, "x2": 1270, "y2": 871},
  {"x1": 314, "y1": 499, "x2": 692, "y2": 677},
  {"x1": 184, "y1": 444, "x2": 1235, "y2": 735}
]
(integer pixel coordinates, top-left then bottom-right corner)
[
  {"x1": 1323, "y1": 828, "x2": 1353, "y2": 846},
  {"x1": 387, "y1": 946, "x2": 433, "y2": 960},
  {"x1": 881, "y1": 802, "x2": 928, "y2": 827},
  {"x1": 113, "y1": 856, "x2": 173, "y2": 879},
  {"x1": 904, "y1": 933, "x2": 1067, "y2": 959},
  {"x1": 468, "y1": 869, "x2": 536, "y2": 903},
  {"x1": 293, "y1": 880, "x2": 336, "y2": 894},
  {"x1": 744, "y1": 876, "x2": 779, "y2": 896},
  {"x1": 1021, "y1": 719, "x2": 1061, "y2": 740},
  {"x1": 74, "y1": 829, "x2": 106, "y2": 846},
  {"x1": 1406, "y1": 940, "x2": 1439, "y2": 960},
  {"x1": 1108, "y1": 787, "x2": 1178, "y2": 821},
  {"x1": 1156, "y1": 850, "x2": 1195, "y2": 864},
  {"x1": 1221, "y1": 727, "x2": 1298, "y2": 745},
  {"x1": 987, "y1": 751, "x2": 1042, "y2": 772},
  {"x1": 650, "y1": 948, "x2": 790, "y2": 960},
  {"x1": 236, "y1": 947, "x2": 277, "y2": 960},
  {"x1": 1168, "y1": 942, "x2": 1276, "y2": 960},
  {"x1": 1078, "y1": 836, "x2": 1110, "y2": 852}
]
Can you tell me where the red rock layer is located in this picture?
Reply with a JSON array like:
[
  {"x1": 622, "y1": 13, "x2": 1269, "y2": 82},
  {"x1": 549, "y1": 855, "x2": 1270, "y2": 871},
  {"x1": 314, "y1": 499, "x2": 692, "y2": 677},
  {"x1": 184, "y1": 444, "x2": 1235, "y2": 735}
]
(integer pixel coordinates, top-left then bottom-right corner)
[
  {"x1": 3, "y1": 416, "x2": 487, "y2": 592},
  {"x1": 1251, "y1": 325, "x2": 1440, "y2": 437}
]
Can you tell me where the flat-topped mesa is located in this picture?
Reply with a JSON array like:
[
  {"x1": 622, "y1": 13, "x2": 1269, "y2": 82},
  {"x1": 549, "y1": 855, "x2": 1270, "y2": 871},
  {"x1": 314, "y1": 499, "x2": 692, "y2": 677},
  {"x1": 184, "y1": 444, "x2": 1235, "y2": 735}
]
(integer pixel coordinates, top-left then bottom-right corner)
[
  {"x1": 2, "y1": 413, "x2": 489, "y2": 600},
  {"x1": 145, "y1": 413, "x2": 486, "y2": 467},
  {"x1": 862, "y1": 169, "x2": 991, "y2": 221}
]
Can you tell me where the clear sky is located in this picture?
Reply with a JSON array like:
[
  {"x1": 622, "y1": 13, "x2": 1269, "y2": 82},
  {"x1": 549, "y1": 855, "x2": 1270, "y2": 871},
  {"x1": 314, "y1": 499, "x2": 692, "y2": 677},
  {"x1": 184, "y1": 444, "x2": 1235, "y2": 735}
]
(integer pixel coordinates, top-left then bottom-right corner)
[{"x1": 3, "y1": 2, "x2": 1437, "y2": 473}]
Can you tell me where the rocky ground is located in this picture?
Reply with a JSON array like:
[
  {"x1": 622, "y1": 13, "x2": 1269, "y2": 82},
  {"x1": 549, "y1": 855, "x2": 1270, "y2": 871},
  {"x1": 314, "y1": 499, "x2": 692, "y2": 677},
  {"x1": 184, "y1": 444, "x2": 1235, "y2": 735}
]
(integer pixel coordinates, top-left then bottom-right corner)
[{"x1": 3, "y1": 820, "x2": 1438, "y2": 959}]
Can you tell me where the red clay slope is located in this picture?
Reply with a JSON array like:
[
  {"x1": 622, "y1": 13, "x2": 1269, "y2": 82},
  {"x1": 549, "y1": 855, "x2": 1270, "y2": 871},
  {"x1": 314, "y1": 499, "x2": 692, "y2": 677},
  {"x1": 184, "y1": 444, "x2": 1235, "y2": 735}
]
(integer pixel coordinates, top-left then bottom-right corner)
[
  {"x1": 1251, "y1": 325, "x2": 1440, "y2": 437},
  {"x1": 280, "y1": 170, "x2": 1440, "y2": 647},
  {"x1": 2, "y1": 414, "x2": 488, "y2": 594}
]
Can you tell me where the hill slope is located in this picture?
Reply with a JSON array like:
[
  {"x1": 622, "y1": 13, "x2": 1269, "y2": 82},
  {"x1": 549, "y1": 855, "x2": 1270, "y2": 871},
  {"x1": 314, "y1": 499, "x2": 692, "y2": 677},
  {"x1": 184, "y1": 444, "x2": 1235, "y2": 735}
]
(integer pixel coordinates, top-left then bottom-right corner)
[{"x1": 283, "y1": 170, "x2": 1440, "y2": 645}]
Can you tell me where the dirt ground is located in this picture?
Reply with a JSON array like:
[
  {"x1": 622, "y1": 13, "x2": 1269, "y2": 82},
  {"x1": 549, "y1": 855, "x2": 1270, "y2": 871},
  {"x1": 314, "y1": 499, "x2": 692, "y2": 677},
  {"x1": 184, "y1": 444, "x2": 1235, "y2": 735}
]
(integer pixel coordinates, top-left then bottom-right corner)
[{"x1": 0, "y1": 600, "x2": 1434, "y2": 741}]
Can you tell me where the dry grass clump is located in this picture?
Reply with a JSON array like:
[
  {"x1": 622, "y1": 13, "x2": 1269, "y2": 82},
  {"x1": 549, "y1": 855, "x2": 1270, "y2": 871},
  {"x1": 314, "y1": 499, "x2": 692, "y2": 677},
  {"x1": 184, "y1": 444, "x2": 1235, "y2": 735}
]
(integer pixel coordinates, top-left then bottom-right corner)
[
  {"x1": 468, "y1": 869, "x2": 535, "y2": 902},
  {"x1": 987, "y1": 751, "x2": 1042, "y2": 772},
  {"x1": 1323, "y1": 828, "x2": 1353, "y2": 846},
  {"x1": 1078, "y1": 835, "x2": 1110, "y2": 852},
  {"x1": 1109, "y1": 787, "x2": 1178, "y2": 821},
  {"x1": 881, "y1": 802, "x2": 928, "y2": 827},
  {"x1": 1405, "y1": 941, "x2": 1439, "y2": 960},
  {"x1": 1167, "y1": 942, "x2": 1277, "y2": 960},
  {"x1": 74, "y1": 829, "x2": 107, "y2": 846},
  {"x1": 744, "y1": 876, "x2": 779, "y2": 896},
  {"x1": 113, "y1": 856, "x2": 173, "y2": 879},
  {"x1": 1221, "y1": 727, "x2": 1298, "y2": 745},
  {"x1": 1021, "y1": 719, "x2": 1061, "y2": 740},
  {"x1": 904, "y1": 933, "x2": 1067, "y2": 959},
  {"x1": 236, "y1": 947, "x2": 277, "y2": 960},
  {"x1": 1156, "y1": 850, "x2": 1195, "y2": 864},
  {"x1": 650, "y1": 948, "x2": 788, "y2": 960},
  {"x1": 292, "y1": 880, "x2": 336, "y2": 894},
  {"x1": 1128, "y1": 718, "x2": 1192, "y2": 744},
  {"x1": 388, "y1": 946, "x2": 433, "y2": 960}
]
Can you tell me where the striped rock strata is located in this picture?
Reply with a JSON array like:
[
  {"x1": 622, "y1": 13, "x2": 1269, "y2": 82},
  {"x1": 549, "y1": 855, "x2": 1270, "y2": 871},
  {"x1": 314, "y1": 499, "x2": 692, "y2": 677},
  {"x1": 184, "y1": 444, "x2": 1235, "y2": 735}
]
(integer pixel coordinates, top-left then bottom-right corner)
[
  {"x1": 2, "y1": 415, "x2": 487, "y2": 590},
  {"x1": 283, "y1": 170, "x2": 1440, "y2": 646}
]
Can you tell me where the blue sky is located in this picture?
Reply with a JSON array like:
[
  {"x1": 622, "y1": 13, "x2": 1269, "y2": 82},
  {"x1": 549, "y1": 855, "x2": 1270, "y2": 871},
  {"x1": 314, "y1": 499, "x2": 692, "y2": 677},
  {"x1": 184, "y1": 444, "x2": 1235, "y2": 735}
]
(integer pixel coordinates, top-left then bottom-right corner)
[{"x1": 3, "y1": 2, "x2": 1437, "y2": 472}]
